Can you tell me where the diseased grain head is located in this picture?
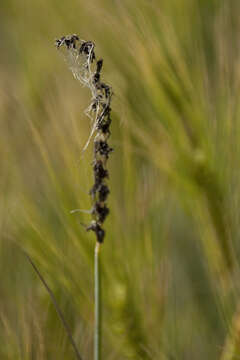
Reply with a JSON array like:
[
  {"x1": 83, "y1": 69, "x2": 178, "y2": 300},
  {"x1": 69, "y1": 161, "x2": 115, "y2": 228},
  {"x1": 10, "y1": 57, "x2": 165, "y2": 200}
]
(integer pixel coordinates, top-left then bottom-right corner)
[{"x1": 56, "y1": 34, "x2": 113, "y2": 243}]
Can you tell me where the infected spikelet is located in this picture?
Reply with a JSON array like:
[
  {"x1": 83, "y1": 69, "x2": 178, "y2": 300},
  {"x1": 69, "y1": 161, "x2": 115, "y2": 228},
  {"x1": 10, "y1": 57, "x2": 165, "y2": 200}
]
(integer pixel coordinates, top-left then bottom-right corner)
[{"x1": 56, "y1": 34, "x2": 113, "y2": 243}]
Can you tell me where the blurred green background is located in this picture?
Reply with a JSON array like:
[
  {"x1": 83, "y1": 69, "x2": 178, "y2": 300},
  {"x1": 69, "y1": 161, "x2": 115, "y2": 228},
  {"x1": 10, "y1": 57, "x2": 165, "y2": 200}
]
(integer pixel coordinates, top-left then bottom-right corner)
[{"x1": 1, "y1": 0, "x2": 240, "y2": 358}]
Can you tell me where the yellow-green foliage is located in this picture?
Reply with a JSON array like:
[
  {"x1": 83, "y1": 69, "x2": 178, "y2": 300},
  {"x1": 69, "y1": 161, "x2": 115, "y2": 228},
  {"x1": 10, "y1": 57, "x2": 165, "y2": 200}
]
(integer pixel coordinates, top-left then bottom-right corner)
[{"x1": 1, "y1": 0, "x2": 240, "y2": 359}]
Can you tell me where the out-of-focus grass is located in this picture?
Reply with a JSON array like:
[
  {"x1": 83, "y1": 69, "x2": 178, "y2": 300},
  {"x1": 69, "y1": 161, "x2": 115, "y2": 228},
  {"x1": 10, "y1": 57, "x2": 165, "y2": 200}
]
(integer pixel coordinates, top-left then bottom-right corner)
[{"x1": 1, "y1": 0, "x2": 240, "y2": 359}]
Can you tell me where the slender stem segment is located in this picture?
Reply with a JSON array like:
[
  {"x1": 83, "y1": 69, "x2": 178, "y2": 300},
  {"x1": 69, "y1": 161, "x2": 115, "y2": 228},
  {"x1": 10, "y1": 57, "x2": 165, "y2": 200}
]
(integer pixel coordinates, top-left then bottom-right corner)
[
  {"x1": 94, "y1": 242, "x2": 102, "y2": 360},
  {"x1": 25, "y1": 252, "x2": 83, "y2": 360}
]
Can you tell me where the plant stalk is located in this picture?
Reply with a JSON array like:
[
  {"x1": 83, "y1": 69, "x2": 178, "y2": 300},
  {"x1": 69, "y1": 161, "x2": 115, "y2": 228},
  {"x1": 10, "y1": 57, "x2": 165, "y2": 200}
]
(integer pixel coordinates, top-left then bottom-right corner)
[{"x1": 94, "y1": 242, "x2": 102, "y2": 360}]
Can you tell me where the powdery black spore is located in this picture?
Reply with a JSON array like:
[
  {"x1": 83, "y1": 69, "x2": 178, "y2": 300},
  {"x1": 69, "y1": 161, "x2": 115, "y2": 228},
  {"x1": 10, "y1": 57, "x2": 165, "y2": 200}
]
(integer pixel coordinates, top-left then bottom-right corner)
[{"x1": 56, "y1": 34, "x2": 113, "y2": 243}]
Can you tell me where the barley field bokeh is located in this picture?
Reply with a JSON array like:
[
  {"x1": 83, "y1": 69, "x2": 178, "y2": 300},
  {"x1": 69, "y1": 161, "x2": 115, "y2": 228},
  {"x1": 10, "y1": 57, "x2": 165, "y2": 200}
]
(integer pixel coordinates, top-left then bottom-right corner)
[{"x1": 1, "y1": 0, "x2": 240, "y2": 359}]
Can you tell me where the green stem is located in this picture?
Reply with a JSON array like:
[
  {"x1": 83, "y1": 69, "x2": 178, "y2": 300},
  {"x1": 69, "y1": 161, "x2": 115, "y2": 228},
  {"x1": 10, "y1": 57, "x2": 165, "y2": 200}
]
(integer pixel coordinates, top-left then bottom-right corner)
[{"x1": 94, "y1": 242, "x2": 102, "y2": 360}]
